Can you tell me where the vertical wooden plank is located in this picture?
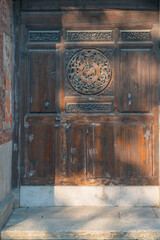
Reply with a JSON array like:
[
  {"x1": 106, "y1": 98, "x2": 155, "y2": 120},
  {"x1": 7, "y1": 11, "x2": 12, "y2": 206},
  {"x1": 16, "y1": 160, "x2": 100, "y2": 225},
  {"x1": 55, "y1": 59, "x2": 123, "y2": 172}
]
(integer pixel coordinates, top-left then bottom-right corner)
[
  {"x1": 87, "y1": 125, "x2": 93, "y2": 178},
  {"x1": 30, "y1": 50, "x2": 57, "y2": 113},
  {"x1": 24, "y1": 124, "x2": 55, "y2": 184},
  {"x1": 12, "y1": 0, "x2": 21, "y2": 188},
  {"x1": 115, "y1": 124, "x2": 153, "y2": 180},
  {"x1": 104, "y1": 125, "x2": 116, "y2": 178},
  {"x1": 92, "y1": 124, "x2": 104, "y2": 178},
  {"x1": 151, "y1": 25, "x2": 159, "y2": 178},
  {"x1": 116, "y1": 125, "x2": 127, "y2": 178},
  {"x1": 67, "y1": 124, "x2": 86, "y2": 178},
  {"x1": 120, "y1": 49, "x2": 150, "y2": 112}
]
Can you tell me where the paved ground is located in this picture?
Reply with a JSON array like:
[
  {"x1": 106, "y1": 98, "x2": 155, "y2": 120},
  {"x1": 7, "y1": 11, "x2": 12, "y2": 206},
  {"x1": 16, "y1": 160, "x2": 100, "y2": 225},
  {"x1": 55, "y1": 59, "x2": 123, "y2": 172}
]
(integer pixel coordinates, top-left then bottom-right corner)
[{"x1": 1, "y1": 207, "x2": 160, "y2": 239}]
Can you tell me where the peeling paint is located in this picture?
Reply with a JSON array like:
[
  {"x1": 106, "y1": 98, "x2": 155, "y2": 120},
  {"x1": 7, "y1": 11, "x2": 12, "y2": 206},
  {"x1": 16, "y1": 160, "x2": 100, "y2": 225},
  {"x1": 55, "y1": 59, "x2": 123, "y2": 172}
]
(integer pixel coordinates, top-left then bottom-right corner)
[
  {"x1": 29, "y1": 170, "x2": 36, "y2": 177},
  {"x1": 24, "y1": 116, "x2": 29, "y2": 128},
  {"x1": 144, "y1": 130, "x2": 150, "y2": 140},
  {"x1": 28, "y1": 134, "x2": 34, "y2": 143}
]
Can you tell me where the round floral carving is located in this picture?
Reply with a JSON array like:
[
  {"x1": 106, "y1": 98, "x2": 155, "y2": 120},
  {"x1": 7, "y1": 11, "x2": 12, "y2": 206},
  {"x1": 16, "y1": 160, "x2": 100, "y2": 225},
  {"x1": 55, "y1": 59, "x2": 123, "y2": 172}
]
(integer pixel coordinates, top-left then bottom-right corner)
[{"x1": 67, "y1": 49, "x2": 112, "y2": 95}]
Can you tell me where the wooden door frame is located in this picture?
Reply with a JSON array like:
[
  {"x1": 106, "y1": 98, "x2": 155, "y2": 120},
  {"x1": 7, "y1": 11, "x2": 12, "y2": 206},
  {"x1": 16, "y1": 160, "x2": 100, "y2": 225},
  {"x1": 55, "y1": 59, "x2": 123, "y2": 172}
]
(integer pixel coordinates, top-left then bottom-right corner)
[
  {"x1": 11, "y1": 0, "x2": 160, "y2": 190},
  {"x1": 12, "y1": 0, "x2": 21, "y2": 188}
]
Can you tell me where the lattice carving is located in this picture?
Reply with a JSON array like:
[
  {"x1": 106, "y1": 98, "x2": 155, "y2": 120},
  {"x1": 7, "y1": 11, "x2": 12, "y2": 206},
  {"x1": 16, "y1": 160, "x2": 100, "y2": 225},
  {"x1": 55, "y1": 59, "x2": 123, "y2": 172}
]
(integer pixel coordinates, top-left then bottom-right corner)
[
  {"x1": 66, "y1": 30, "x2": 113, "y2": 42},
  {"x1": 67, "y1": 49, "x2": 112, "y2": 95},
  {"x1": 29, "y1": 31, "x2": 60, "y2": 42},
  {"x1": 66, "y1": 103, "x2": 113, "y2": 113},
  {"x1": 120, "y1": 31, "x2": 151, "y2": 41}
]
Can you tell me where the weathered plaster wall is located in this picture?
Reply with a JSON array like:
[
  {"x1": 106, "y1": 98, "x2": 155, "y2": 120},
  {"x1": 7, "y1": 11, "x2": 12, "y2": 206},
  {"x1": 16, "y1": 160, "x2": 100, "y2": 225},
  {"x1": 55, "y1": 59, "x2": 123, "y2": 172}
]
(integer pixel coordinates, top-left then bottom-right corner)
[
  {"x1": 0, "y1": 141, "x2": 12, "y2": 203},
  {"x1": 0, "y1": 0, "x2": 12, "y2": 145},
  {"x1": 0, "y1": 0, "x2": 13, "y2": 228}
]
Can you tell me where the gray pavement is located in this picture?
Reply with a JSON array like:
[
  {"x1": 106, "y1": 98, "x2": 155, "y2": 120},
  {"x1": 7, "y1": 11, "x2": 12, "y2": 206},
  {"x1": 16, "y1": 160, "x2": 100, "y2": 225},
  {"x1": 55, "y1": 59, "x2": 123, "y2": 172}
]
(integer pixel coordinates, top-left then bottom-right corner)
[{"x1": 1, "y1": 207, "x2": 160, "y2": 239}]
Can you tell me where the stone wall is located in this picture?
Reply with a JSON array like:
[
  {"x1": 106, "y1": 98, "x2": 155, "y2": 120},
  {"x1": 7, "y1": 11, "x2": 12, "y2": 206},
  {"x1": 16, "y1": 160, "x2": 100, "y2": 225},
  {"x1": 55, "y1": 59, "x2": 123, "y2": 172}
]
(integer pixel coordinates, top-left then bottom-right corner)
[{"x1": 0, "y1": 0, "x2": 13, "y2": 229}]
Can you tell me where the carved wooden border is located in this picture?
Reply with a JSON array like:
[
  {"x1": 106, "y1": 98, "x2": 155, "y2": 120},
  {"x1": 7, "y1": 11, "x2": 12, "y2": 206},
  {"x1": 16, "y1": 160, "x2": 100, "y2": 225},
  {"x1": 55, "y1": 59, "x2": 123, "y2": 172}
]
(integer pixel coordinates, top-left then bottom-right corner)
[
  {"x1": 65, "y1": 102, "x2": 113, "y2": 113},
  {"x1": 66, "y1": 30, "x2": 113, "y2": 42},
  {"x1": 28, "y1": 30, "x2": 60, "y2": 42},
  {"x1": 119, "y1": 30, "x2": 151, "y2": 41}
]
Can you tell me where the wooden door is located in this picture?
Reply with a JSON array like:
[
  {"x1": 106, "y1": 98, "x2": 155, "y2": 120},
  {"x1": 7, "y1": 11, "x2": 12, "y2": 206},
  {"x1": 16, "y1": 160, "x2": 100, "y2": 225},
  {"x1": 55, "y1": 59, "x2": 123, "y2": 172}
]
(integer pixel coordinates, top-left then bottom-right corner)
[{"x1": 20, "y1": 1, "x2": 159, "y2": 186}]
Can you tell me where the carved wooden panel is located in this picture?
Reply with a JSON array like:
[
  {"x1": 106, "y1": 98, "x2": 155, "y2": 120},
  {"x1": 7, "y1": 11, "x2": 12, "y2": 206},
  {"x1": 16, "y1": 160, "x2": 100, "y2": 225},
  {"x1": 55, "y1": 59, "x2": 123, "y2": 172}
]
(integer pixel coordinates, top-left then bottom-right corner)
[
  {"x1": 120, "y1": 30, "x2": 151, "y2": 41},
  {"x1": 65, "y1": 103, "x2": 113, "y2": 113},
  {"x1": 29, "y1": 50, "x2": 57, "y2": 113},
  {"x1": 66, "y1": 30, "x2": 113, "y2": 42},
  {"x1": 119, "y1": 48, "x2": 151, "y2": 112},
  {"x1": 67, "y1": 49, "x2": 112, "y2": 95},
  {"x1": 28, "y1": 30, "x2": 60, "y2": 42},
  {"x1": 65, "y1": 48, "x2": 114, "y2": 97}
]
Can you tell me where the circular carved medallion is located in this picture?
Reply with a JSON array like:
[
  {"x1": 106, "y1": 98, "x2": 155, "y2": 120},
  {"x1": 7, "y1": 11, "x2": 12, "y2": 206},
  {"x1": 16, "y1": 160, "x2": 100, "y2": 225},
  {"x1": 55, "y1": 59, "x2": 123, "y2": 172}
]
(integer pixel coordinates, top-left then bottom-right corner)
[{"x1": 67, "y1": 49, "x2": 112, "y2": 95}]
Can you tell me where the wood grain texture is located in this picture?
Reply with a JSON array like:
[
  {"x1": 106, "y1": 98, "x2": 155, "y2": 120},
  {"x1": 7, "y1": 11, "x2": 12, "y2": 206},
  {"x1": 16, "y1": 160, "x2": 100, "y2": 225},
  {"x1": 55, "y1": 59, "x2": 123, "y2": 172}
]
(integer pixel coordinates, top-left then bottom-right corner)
[
  {"x1": 119, "y1": 49, "x2": 151, "y2": 112},
  {"x1": 29, "y1": 50, "x2": 57, "y2": 113},
  {"x1": 18, "y1": 2, "x2": 159, "y2": 186},
  {"x1": 21, "y1": 124, "x2": 55, "y2": 185},
  {"x1": 21, "y1": 0, "x2": 159, "y2": 11}
]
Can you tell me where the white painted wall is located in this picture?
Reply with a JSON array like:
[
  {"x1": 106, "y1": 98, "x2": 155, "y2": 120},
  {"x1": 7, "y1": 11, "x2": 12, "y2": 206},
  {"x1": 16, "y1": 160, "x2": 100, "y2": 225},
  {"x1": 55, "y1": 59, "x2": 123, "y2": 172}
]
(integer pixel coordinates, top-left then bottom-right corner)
[{"x1": 0, "y1": 141, "x2": 12, "y2": 203}]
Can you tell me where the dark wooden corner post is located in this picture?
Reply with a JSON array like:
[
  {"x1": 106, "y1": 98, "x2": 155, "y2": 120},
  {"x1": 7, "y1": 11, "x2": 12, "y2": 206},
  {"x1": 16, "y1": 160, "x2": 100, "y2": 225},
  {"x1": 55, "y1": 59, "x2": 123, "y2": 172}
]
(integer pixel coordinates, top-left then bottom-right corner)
[
  {"x1": 12, "y1": 0, "x2": 21, "y2": 191},
  {"x1": 158, "y1": 0, "x2": 160, "y2": 206}
]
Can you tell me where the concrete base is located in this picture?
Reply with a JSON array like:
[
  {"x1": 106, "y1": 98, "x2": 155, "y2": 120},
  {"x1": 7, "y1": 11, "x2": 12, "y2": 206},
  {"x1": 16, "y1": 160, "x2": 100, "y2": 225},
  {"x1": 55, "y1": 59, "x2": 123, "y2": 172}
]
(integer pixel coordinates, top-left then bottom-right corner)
[
  {"x1": 12, "y1": 188, "x2": 20, "y2": 208},
  {"x1": 0, "y1": 141, "x2": 12, "y2": 204},
  {"x1": 0, "y1": 194, "x2": 13, "y2": 230},
  {"x1": 2, "y1": 206, "x2": 160, "y2": 239},
  {"x1": 20, "y1": 186, "x2": 159, "y2": 207}
]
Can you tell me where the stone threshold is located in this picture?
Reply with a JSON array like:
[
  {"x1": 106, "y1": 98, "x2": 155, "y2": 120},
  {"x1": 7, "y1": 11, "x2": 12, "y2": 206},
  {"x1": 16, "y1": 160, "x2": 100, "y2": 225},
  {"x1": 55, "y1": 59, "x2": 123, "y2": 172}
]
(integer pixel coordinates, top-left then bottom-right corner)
[{"x1": 1, "y1": 206, "x2": 160, "y2": 239}]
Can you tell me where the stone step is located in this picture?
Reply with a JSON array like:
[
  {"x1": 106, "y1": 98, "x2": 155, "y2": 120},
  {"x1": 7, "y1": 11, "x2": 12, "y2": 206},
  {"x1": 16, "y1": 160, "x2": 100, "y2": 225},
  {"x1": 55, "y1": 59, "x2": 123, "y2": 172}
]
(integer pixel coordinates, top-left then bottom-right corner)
[{"x1": 1, "y1": 207, "x2": 160, "y2": 240}]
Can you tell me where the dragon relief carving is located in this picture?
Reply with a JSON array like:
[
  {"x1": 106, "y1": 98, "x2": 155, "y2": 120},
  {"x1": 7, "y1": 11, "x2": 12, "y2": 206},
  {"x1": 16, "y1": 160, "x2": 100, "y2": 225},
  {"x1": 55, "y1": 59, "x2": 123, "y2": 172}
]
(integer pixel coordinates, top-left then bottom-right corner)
[{"x1": 67, "y1": 49, "x2": 112, "y2": 95}]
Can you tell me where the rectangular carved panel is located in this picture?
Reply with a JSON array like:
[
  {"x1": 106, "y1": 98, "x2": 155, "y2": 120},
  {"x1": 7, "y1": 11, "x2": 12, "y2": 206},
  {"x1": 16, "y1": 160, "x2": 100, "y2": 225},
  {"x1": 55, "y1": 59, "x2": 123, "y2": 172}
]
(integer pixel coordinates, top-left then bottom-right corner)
[
  {"x1": 29, "y1": 50, "x2": 57, "y2": 113},
  {"x1": 66, "y1": 30, "x2": 113, "y2": 42},
  {"x1": 58, "y1": 124, "x2": 87, "y2": 179},
  {"x1": 115, "y1": 124, "x2": 153, "y2": 179},
  {"x1": 120, "y1": 30, "x2": 151, "y2": 41},
  {"x1": 119, "y1": 48, "x2": 151, "y2": 112},
  {"x1": 87, "y1": 123, "x2": 153, "y2": 180},
  {"x1": 22, "y1": 124, "x2": 55, "y2": 185},
  {"x1": 28, "y1": 30, "x2": 60, "y2": 42},
  {"x1": 87, "y1": 124, "x2": 115, "y2": 178},
  {"x1": 65, "y1": 103, "x2": 113, "y2": 113}
]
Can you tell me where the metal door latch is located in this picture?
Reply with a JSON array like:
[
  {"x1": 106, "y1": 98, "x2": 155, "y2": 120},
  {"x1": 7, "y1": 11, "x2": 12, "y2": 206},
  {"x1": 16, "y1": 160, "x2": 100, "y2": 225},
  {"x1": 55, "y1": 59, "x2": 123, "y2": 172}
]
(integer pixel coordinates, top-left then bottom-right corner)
[
  {"x1": 45, "y1": 100, "x2": 50, "y2": 109},
  {"x1": 128, "y1": 93, "x2": 132, "y2": 106}
]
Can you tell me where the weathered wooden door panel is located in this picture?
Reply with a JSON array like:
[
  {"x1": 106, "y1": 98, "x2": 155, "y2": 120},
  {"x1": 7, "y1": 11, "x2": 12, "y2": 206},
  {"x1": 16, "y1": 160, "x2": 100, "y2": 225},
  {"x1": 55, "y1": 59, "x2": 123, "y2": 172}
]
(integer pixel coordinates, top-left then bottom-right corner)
[
  {"x1": 115, "y1": 124, "x2": 153, "y2": 179},
  {"x1": 21, "y1": 124, "x2": 55, "y2": 185},
  {"x1": 119, "y1": 48, "x2": 151, "y2": 113},
  {"x1": 20, "y1": 5, "x2": 159, "y2": 186},
  {"x1": 87, "y1": 124, "x2": 115, "y2": 179},
  {"x1": 65, "y1": 124, "x2": 87, "y2": 178},
  {"x1": 54, "y1": 121, "x2": 156, "y2": 185},
  {"x1": 29, "y1": 50, "x2": 57, "y2": 113}
]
